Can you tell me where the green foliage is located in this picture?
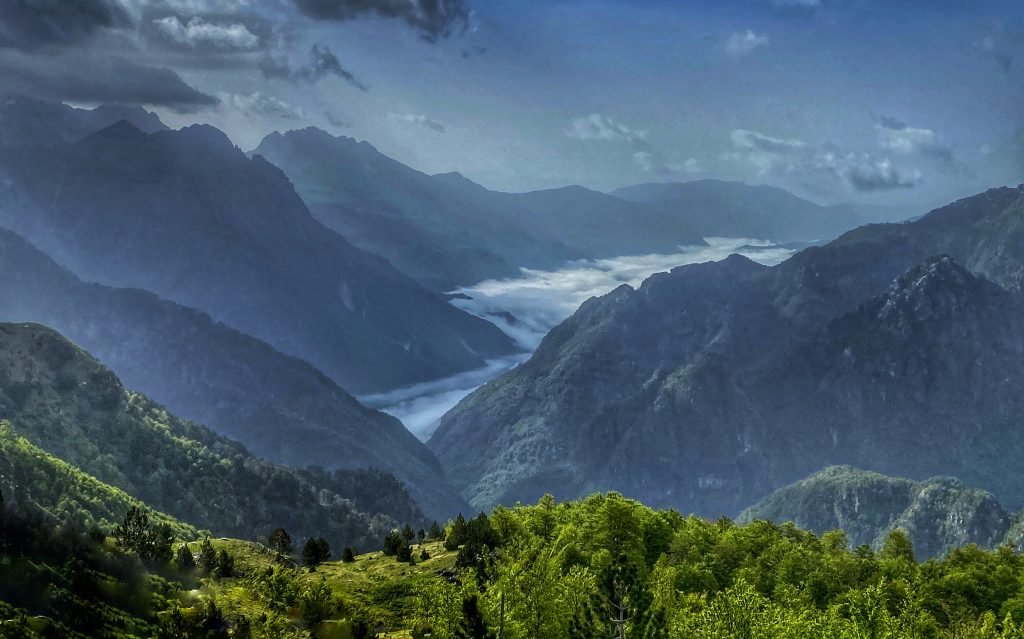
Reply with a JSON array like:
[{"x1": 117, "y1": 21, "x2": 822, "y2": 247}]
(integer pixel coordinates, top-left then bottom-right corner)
[
  {"x1": 114, "y1": 506, "x2": 175, "y2": 563},
  {"x1": 302, "y1": 536, "x2": 331, "y2": 569}
]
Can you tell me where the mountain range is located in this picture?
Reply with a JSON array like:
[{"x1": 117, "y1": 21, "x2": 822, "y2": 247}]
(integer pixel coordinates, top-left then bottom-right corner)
[
  {"x1": 0, "y1": 109, "x2": 516, "y2": 395},
  {"x1": 430, "y1": 186, "x2": 1024, "y2": 515}
]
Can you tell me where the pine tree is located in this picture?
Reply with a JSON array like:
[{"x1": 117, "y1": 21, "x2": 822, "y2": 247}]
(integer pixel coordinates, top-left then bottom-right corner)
[
  {"x1": 198, "y1": 537, "x2": 218, "y2": 574},
  {"x1": 267, "y1": 527, "x2": 292, "y2": 557},
  {"x1": 456, "y1": 595, "x2": 494, "y2": 639},
  {"x1": 176, "y1": 544, "x2": 195, "y2": 570},
  {"x1": 303, "y1": 537, "x2": 331, "y2": 569},
  {"x1": 216, "y1": 549, "x2": 235, "y2": 578},
  {"x1": 342, "y1": 546, "x2": 356, "y2": 563},
  {"x1": 430, "y1": 521, "x2": 443, "y2": 541}
]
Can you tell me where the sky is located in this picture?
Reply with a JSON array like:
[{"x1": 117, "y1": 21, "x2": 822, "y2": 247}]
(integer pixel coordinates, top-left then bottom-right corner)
[{"x1": 1, "y1": 0, "x2": 1022, "y2": 209}]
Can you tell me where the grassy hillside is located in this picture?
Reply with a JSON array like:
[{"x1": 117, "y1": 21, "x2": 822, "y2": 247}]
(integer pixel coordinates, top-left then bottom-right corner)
[
  {"x1": 7, "y1": 492, "x2": 1024, "y2": 637},
  {"x1": 0, "y1": 322, "x2": 424, "y2": 552},
  {"x1": 0, "y1": 421, "x2": 194, "y2": 538}
]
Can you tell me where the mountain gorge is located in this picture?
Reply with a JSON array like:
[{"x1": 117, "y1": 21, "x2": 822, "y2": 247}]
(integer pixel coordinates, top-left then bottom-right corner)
[{"x1": 431, "y1": 186, "x2": 1024, "y2": 515}]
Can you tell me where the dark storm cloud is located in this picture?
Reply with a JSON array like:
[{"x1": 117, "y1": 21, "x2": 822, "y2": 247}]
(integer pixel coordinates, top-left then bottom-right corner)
[
  {"x1": 0, "y1": 0, "x2": 132, "y2": 51},
  {"x1": 260, "y1": 44, "x2": 368, "y2": 90},
  {"x1": 291, "y1": 0, "x2": 471, "y2": 42},
  {"x1": 0, "y1": 51, "x2": 219, "y2": 111}
]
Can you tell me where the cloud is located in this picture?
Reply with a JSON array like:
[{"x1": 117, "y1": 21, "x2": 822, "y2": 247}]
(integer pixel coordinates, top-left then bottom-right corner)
[
  {"x1": 875, "y1": 117, "x2": 953, "y2": 163},
  {"x1": 975, "y1": 33, "x2": 1014, "y2": 74},
  {"x1": 567, "y1": 114, "x2": 648, "y2": 143},
  {"x1": 844, "y1": 157, "x2": 920, "y2": 191},
  {"x1": 220, "y1": 91, "x2": 306, "y2": 119},
  {"x1": 0, "y1": 49, "x2": 219, "y2": 111},
  {"x1": 389, "y1": 112, "x2": 445, "y2": 132},
  {"x1": 728, "y1": 127, "x2": 921, "y2": 193},
  {"x1": 153, "y1": 15, "x2": 260, "y2": 50},
  {"x1": 725, "y1": 30, "x2": 769, "y2": 58},
  {"x1": 731, "y1": 129, "x2": 806, "y2": 154},
  {"x1": 291, "y1": 0, "x2": 471, "y2": 42},
  {"x1": 260, "y1": 43, "x2": 368, "y2": 90},
  {"x1": 0, "y1": 0, "x2": 132, "y2": 51}
]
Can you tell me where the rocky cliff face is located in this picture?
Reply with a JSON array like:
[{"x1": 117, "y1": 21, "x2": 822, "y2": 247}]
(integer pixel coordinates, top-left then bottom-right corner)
[
  {"x1": 430, "y1": 186, "x2": 1024, "y2": 515},
  {"x1": 739, "y1": 466, "x2": 1015, "y2": 559}
]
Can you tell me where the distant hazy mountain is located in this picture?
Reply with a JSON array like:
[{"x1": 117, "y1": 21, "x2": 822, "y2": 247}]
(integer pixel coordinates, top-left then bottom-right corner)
[
  {"x1": 739, "y1": 466, "x2": 1017, "y2": 559},
  {"x1": 0, "y1": 116, "x2": 516, "y2": 394},
  {"x1": 430, "y1": 186, "x2": 1024, "y2": 514},
  {"x1": 254, "y1": 128, "x2": 705, "y2": 290},
  {"x1": 612, "y1": 179, "x2": 907, "y2": 243},
  {"x1": 0, "y1": 94, "x2": 167, "y2": 147},
  {"x1": 0, "y1": 226, "x2": 466, "y2": 518},
  {"x1": 0, "y1": 322, "x2": 423, "y2": 550}
]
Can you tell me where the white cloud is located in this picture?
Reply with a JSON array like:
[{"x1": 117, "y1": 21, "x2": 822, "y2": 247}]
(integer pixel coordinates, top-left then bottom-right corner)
[
  {"x1": 153, "y1": 15, "x2": 259, "y2": 50},
  {"x1": 771, "y1": 0, "x2": 822, "y2": 7},
  {"x1": 728, "y1": 127, "x2": 921, "y2": 193},
  {"x1": 725, "y1": 30, "x2": 770, "y2": 58},
  {"x1": 567, "y1": 113, "x2": 648, "y2": 143},
  {"x1": 389, "y1": 112, "x2": 446, "y2": 133},
  {"x1": 220, "y1": 91, "x2": 306, "y2": 120},
  {"x1": 876, "y1": 119, "x2": 952, "y2": 162}
]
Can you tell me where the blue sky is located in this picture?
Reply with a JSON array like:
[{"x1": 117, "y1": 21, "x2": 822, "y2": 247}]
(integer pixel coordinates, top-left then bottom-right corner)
[{"x1": 2, "y1": 0, "x2": 1021, "y2": 208}]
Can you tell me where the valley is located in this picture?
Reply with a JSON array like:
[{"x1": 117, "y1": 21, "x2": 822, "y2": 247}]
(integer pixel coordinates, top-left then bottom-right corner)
[{"x1": 1, "y1": 0, "x2": 1022, "y2": 633}]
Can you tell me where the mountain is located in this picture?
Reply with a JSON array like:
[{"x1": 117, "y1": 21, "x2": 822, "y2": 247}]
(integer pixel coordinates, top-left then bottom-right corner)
[
  {"x1": 0, "y1": 322, "x2": 425, "y2": 550},
  {"x1": 739, "y1": 466, "x2": 1018, "y2": 559},
  {"x1": 254, "y1": 128, "x2": 705, "y2": 290},
  {"x1": 612, "y1": 179, "x2": 907, "y2": 243},
  {"x1": 0, "y1": 226, "x2": 467, "y2": 518},
  {"x1": 0, "y1": 421, "x2": 194, "y2": 538},
  {"x1": 0, "y1": 94, "x2": 168, "y2": 147},
  {"x1": 430, "y1": 186, "x2": 1024, "y2": 514},
  {"x1": 0, "y1": 117, "x2": 516, "y2": 394}
]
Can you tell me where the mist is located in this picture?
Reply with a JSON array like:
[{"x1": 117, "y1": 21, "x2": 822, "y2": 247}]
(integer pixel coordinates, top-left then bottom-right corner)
[{"x1": 369, "y1": 238, "x2": 799, "y2": 439}]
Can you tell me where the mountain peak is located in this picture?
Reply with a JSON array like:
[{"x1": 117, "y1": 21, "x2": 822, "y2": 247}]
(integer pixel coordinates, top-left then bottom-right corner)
[{"x1": 78, "y1": 118, "x2": 148, "y2": 148}]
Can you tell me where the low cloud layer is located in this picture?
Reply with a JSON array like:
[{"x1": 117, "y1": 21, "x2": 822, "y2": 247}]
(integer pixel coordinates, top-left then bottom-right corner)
[{"x1": 567, "y1": 113, "x2": 648, "y2": 143}]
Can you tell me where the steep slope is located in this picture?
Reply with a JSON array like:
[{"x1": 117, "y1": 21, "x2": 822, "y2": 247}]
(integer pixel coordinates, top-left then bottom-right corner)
[
  {"x1": 0, "y1": 226, "x2": 466, "y2": 517},
  {"x1": 0, "y1": 322, "x2": 425, "y2": 550},
  {"x1": 0, "y1": 94, "x2": 167, "y2": 147},
  {"x1": 431, "y1": 186, "x2": 1024, "y2": 514},
  {"x1": 738, "y1": 466, "x2": 1015, "y2": 559},
  {"x1": 613, "y1": 179, "x2": 907, "y2": 242},
  {"x1": 254, "y1": 128, "x2": 704, "y2": 290},
  {"x1": 0, "y1": 117, "x2": 516, "y2": 394},
  {"x1": 0, "y1": 421, "x2": 194, "y2": 538}
]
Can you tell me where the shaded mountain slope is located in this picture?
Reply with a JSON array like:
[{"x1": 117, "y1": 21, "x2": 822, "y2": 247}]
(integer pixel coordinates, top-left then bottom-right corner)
[
  {"x1": 0, "y1": 227, "x2": 467, "y2": 517},
  {"x1": 739, "y1": 466, "x2": 1016, "y2": 559},
  {"x1": 0, "y1": 322, "x2": 424, "y2": 550},
  {"x1": 431, "y1": 186, "x2": 1024, "y2": 514},
  {"x1": 0, "y1": 118, "x2": 516, "y2": 394}
]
